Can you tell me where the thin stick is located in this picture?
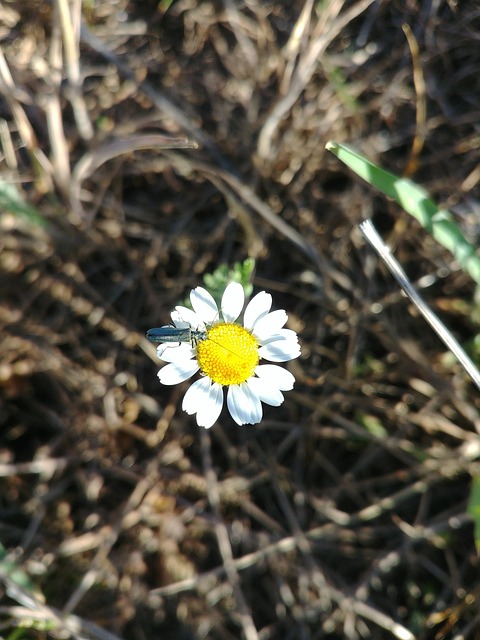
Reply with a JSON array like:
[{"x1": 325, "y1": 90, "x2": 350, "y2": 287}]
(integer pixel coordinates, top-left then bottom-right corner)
[
  {"x1": 57, "y1": 0, "x2": 94, "y2": 140},
  {"x1": 200, "y1": 430, "x2": 259, "y2": 640},
  {"x1": 359, "y1": 219, "x2": 480, "y2": 392}
]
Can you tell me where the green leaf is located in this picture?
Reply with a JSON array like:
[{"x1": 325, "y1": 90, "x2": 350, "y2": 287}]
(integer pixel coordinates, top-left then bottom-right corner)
[
  {"x1": 0, "y1": 179, "x2": 46, "y2": 226},
  {"x1": 358, "y1": 413, "x2": 388, "y2": 439},
  {"x1": 203, "y1": 258, "x2": 255, "y2": 306},
  {"x1": 325, "y1": 141, "x2": 480, "y2": 286},
  {"x1": 467, "y1": 475, "x2": 480, "y2": 553},
  {"x1": 0, "y1": 543, "x2": 45, "y2": 603}
]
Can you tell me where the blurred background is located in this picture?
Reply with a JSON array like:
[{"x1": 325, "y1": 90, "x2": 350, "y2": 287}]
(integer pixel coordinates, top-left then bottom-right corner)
[{"x1": 0, "y1": 1, "x2": 479, "y2": 638}]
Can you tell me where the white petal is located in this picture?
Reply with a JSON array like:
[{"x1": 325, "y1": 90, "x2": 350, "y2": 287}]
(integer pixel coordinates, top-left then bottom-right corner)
[
  {"x1": 170, "y1": 310, "x2": 189, "y2": 329},
  {"x1": 182, "y1": 377, "x2": 209, "y2": 414},
  {"x1": 221, "y1": 282, "x2": 244, "y2": 323},
  {"x1": 173, "y1": 306, "x2": 205, "y2": 330},
  {"x1": 227, "y1": 383, "x2": 262, "y2": 425},
  {"x1": 158, "y1": 343, "x2": 194, "y2": 362},
  {"x1": 182, "y1": 379, "x2": 223, "y2": 428},
  {"x1": 259, "y1": 340, "x2": 301, "y2": 362},
  {"x1": 258, "y1": 329, "x2": 299, "y2": 345},
  {"x1": 158, "y1": 360, "x2": 199, "y2": 385},
  {"x1": 156, "y1": 343, "x2": 176, "y2": 359},
  {"x1": 226, "y1": 385, "x2": 244, "y2": 425},
  {"x1": 243, "y1": 291, "x2": 272, "y2": 330},
  {"x1": 255, "y1": 364, "x2": 295, "y2": 390},
  {"x1": 247, "y1": 376, "x2": 284, "y2": 407},
  {"x1": 190, "y1": 287, "x2": 219, "y2": 324},
  {"x1": 196, "y1": 382, "x2": 223, "y2": 428},
  {"x1": 243, "y1": 382, "x2": 263, "y2": 423},
  {"x1": 252, "y1": 309, "x2": 288, "y2": 339}
]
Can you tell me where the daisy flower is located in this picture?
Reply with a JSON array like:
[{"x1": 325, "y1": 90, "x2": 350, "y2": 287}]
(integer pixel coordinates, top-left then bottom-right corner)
[{"x1": 147, "y1": 282, "x2": 300, "y2": 428}]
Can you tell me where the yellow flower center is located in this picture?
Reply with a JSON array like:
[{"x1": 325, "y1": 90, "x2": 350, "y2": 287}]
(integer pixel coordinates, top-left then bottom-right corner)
[{"x1": 196, "y1": 322, "x2": 259, "y2": 386}]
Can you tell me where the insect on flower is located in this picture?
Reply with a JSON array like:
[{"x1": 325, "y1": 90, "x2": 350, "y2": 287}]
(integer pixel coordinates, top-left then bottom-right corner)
[
  {"x1": 146, "y1": 282, "x2": 300, "y2": 428},
  {"x1": 146, "y1": 326, "x2": 207, "y2": 347}
]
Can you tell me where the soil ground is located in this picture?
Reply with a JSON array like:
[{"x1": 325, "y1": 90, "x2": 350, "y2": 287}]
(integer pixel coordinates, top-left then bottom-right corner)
[{"x1": 0, "y1": 1, "x2": 479, "y2": 639}]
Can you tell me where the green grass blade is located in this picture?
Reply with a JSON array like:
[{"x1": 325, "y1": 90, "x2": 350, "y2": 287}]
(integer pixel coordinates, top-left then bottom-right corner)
[
  {"x1": 467, "y1": 475, "x2": 480, "y2": 553},
  {"x1": 325, "y1": 141, "x2": 480, "y2": 286},
  {"x1": 0, "y1": 179, "x2": 47, "y2": 226}
]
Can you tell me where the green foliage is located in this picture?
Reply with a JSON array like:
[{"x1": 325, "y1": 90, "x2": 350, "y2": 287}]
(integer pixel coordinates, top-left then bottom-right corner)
[
  {"x1": 178, "y1": 259, "x2": 256, "y2": 311},
  {"x1": 357, "y1": 413, "x2": 388, "y2": 439},
  {"x1": 327, "y1": 140, "x2": 480, "y2": 553},
  {"x1": 466, "y1": 475, "x2": 480, "y2": 553},
  {"x1": 472, "y1": 334, "x2": 480, "y2": 364},
  {"x1": 0, "y1": 543, "x2": 41, "y2": 597},
  {"x1": 325, "y1": 141, "x2": 480, "y2": 286},
  {"x1": 0, "y1": 180, "x2": 46, "y2": 226},
  {"x1": 158, "y1": 0, "x2": 176, "y2": 11},
  {"x1": 203, "y1": 258, "x2": 255, "y2": 307},
  {"x1": 0, "y1": 543, "x2": 54, "y2": 636},
  {"x1": 324, "y1": 66, "x2": 359, "y2": 112}
]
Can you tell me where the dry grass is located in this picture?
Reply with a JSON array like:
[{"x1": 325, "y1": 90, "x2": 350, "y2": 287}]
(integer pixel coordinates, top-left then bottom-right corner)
[{"x1": 0, "y1": 1, "x2": 479, "y2": 639}]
